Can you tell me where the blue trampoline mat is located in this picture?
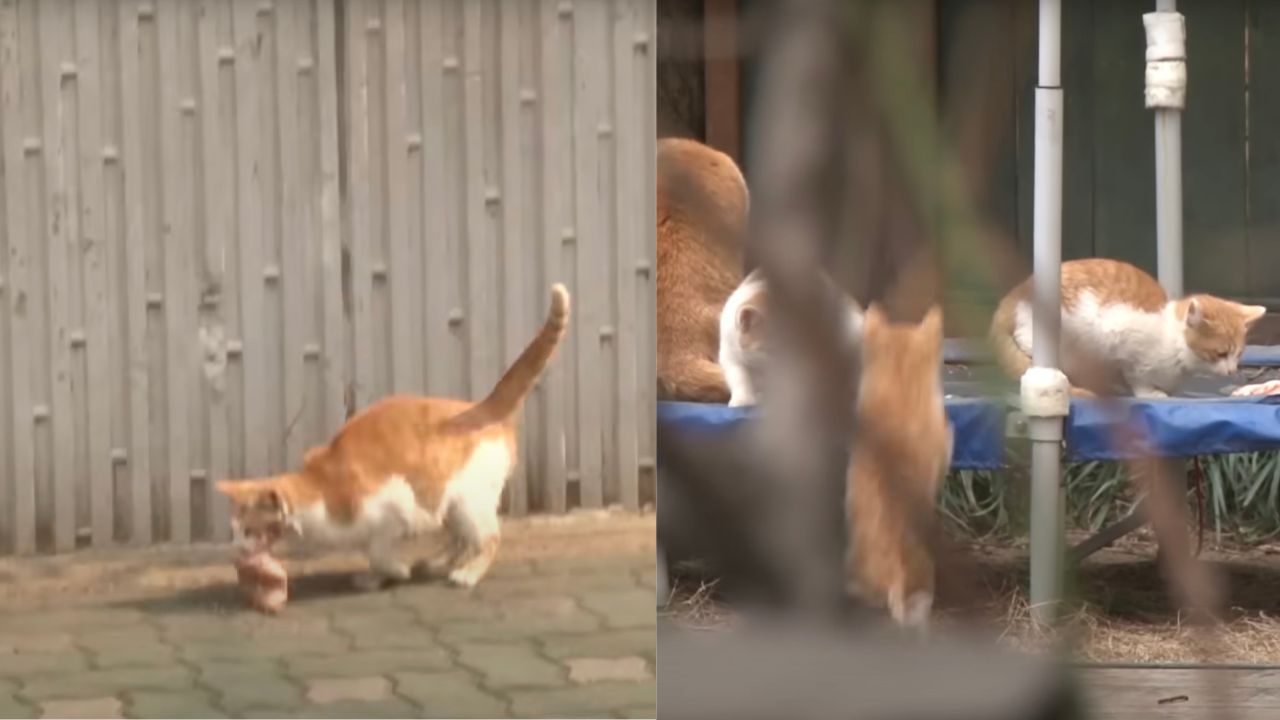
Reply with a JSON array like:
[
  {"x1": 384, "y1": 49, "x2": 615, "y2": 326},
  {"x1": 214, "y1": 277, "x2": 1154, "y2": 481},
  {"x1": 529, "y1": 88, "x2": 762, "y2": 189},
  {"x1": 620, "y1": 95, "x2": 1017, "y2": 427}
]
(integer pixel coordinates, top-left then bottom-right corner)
[
  {"x1": 657, "y1": 398, "x2": 1006, "y2": 471},
  {"x1": 658, "y1": 393, "x2": 1280, "y2": 468}
]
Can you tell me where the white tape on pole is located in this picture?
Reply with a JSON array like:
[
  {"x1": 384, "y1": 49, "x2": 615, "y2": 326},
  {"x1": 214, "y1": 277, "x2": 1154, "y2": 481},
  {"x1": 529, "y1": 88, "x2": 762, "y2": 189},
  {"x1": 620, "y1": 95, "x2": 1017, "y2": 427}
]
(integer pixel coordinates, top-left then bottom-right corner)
[{"x1": 1144, "y1": 12, "x2": 1187, "y2": 109}]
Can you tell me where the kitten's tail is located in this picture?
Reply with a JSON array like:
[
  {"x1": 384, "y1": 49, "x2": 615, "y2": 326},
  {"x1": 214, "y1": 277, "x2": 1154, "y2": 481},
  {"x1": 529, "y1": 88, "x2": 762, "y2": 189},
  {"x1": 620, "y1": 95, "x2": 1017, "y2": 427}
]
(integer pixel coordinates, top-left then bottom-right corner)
[
  {"x1": 988, "y1": 292, "x2": 1031, "y2": 380},
  {"x1": 467, "y1": 284, "x2": 571, "y2": 422}
]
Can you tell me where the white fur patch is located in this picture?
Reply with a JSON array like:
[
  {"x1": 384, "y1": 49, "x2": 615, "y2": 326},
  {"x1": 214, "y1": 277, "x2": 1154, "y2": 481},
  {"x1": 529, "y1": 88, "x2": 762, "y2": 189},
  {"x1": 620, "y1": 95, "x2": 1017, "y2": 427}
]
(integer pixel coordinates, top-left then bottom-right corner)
[
  {"x1": 440, "y1": 439, "x2": 513, "y2": 526},
  {"x1": 286, "y1": 439, "x2": 513, "y2": 551},
  {"x1": 1012, "y1": 292, "x2": 1215, "y2": 395}
]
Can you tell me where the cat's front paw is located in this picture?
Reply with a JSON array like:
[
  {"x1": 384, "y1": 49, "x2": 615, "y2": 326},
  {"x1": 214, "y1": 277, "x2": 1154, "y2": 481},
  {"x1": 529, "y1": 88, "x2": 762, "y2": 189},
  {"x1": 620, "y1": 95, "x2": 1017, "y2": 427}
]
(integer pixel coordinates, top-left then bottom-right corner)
[
  {"x1": 1134, "y1": 388, "x2": 1169, "y2": 399},
  {"x1": 447, "y1": 566, "x2": 483, "y2": 589}
]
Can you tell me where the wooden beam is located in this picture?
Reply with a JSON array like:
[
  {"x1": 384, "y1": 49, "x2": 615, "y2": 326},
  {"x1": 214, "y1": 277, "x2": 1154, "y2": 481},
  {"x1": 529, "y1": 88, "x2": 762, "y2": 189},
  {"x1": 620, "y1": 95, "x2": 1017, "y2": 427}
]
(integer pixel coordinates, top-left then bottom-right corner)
[{"x1": 704, "y1": 0, "x2": 740, "y2": 161}]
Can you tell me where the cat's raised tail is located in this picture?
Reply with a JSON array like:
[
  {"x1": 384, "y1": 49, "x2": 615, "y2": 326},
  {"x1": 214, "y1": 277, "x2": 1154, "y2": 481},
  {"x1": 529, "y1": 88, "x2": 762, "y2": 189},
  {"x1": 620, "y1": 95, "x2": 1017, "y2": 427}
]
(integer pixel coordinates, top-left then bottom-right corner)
[
  {"x1": 988, "y1": 289, "x2": 1031, "y2": 381},
  {"x1": 466, "y1": 284, "x2": 571, "y2": 423}
]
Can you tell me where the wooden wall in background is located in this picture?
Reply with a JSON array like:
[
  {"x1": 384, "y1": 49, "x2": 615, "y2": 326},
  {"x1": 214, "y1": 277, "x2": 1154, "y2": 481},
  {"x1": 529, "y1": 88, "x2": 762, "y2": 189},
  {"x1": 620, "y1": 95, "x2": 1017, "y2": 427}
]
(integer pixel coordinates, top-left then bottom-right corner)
[{"x1": 0, "y1": 0, "x2": 656, "y2": 555}]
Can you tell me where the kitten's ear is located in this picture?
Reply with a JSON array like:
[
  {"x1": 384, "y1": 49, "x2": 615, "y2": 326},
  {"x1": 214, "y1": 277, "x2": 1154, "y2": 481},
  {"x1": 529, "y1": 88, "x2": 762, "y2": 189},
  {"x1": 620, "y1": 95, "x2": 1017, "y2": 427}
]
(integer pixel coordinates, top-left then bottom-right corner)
[
  {"x1": 920, "y1": 305, "x2": 944, "y2": 335},
  {"x1": 737, "y1": 304, "x2": 763, "y2": 335},
  {"x1": 1244, "y1": 304, "x2": 1268, "y2": 327},
  {"x1": 1185, "y1": 298, "x2": 1204, "y2": 328},
  {"x1": 255, "y1": 489, "x2": 284, "y2": 512},
  {"x1": 864, "y1": 303, "x2": 887, "y2": 328}
]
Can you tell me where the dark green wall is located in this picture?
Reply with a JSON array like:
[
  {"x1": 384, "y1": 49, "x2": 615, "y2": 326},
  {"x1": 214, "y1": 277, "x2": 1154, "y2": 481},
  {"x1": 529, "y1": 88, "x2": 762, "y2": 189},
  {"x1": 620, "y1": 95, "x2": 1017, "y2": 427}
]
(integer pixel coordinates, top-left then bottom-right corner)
[{"x1": 941, "y1": 0, "x2": 1278, "y2": 303}]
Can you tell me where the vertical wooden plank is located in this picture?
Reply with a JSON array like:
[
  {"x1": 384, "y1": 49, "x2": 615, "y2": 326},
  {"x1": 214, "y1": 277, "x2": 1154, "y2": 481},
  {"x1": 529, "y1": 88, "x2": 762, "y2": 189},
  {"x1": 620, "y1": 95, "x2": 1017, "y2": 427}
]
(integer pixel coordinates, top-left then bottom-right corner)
[
  {"x1": 275, "y1": 0, "x2": 306, "y2": 466},
  {"x1": 642, "y1": 0, "x2": 656, "y2": 500},
  {"x1": 702, "y1": 0, "x2": 738, "y2": 161},
  {"x1": 346, "y1": 0, "x2": 376, "y2": 411},
  {"x1": 38, "y1": 0, "x2": 80, "y2": 552},
  {"x1": 101, "y1": 0, "x2": 129, "y2": 541},
  {"x1": 0, "y1": 0, "x2": 38, "y2": 553},
  {"x1": 197, "y1": 0, "x2": 233, "y2": 541},
  {"x1": 538, "y1": 0, "x2": 569, "y2": 512},
  {"x1": 611, "y1": 0, "x2": 639, "y2": 510},
  {"x1": 1182, "y1": 0, "x2": 1248, "y2": 298},
  {"x1": 571, "y1": 0, "x2": 605, "y2": 508},
  {"x1": 316, "y1": 0, "x2": 346, "y2": 434},
  {"x1": 384, "y1": 0, "x2": 419, "y2": 394},
  {"x1": 362, "y1": 1, "x2": 390, "y2": 405},
  {"x1": 462, "y1": 0, "x2": 496, "y2": 404},
  {"x1": 499, "y1": 0, "x2": 529, "y2": 514},
  {"x1": 232, "y1": 0, "x2": 269, "y2": 479},
  {"x1": 0, "y1": 2, "x2": 10, "y2": 551},
  {"x1": 119, "y1": 0, "x2": 153, "y2": 544},
  {"x1": 157, "y1": 0, "x2": 192, "y2": 542},
  {"x1": 75, "y1": 0, "x2": 115, "y2": 546},
  {"x1": 259, "y1": 1, "x2": 286, "y2": 472},
  {"x1": 420, "y1": 0, "x2": 452, "y2": 395},
  {"x1": 1091, "y1": 0, "x2": 1156, "y2": 273}
]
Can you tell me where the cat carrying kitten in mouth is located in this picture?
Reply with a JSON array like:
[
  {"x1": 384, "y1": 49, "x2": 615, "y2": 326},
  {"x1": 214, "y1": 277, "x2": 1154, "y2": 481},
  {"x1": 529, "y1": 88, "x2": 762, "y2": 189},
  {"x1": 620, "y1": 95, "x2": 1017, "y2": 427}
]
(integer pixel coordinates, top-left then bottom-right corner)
[{"x1": 217, "y1": 284, "x2": 570, "y2": 591}]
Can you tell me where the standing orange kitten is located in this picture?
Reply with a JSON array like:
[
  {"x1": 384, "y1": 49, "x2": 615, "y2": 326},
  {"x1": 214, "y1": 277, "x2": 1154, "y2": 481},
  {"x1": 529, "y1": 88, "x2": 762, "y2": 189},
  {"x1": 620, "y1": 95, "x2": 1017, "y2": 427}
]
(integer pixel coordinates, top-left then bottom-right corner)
[
  {"x1": 990, "y1": 258, "x2": 1265, "y2": 397},
  {"x1": 217, "y1": 285, "x2": 570, "y2": 590},
  {"x1": 846, "y1": 304, "x2": 952, "y2": 630}
]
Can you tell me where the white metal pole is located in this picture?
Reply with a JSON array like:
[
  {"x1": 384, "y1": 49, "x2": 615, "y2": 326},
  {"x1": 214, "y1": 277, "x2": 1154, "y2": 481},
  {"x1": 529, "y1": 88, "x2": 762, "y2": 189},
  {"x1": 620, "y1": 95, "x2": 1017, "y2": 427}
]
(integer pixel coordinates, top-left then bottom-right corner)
[
  {"x1": 1027, "y1": 0, "x2": 1067, "y2": 626},
  {"x1": 1148, "y1": 0, "x2": 1186, "y2": 298}
]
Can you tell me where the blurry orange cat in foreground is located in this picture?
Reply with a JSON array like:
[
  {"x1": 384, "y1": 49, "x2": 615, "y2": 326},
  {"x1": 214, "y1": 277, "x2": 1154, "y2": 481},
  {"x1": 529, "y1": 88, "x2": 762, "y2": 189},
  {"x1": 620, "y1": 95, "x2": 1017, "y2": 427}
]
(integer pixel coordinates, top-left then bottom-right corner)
[
  {"x1": 217, "y1": 285, "x2": 570, "y2": 590},
  {"x1": 846, "y1": 304, "x2": 952, "y2": 630}
]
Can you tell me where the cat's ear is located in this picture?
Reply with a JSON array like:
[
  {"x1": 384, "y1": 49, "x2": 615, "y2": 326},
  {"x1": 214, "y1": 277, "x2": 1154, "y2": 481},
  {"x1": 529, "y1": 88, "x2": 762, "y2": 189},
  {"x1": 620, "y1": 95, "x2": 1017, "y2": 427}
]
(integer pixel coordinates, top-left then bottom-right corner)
[
  {"x1": 1243, "y1": 304, "x2": 1268, "y2": 327},
  {"x1": 864, "y1": 303, "x2": 887, "y2": 328},
  {"x1": 737, "y1": 304, "x2": 763, "y2": 335},
  {"x1": 255, "y1": 489, "x2": 284, "y2": 512},
  {"x1": 1185, "y1": 298, "x2": 1204, "y2": 328},
  {"x1": 920, "y1": 305, "x2": 944, "y2": 335}
]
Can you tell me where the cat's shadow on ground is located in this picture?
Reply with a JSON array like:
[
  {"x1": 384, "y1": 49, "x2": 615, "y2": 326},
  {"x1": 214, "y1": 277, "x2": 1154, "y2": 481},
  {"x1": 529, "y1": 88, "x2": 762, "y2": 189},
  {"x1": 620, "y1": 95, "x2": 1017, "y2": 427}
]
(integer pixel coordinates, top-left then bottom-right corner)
[{"x1": 109, "y1": 566, "x2": 453, "y2": 616}]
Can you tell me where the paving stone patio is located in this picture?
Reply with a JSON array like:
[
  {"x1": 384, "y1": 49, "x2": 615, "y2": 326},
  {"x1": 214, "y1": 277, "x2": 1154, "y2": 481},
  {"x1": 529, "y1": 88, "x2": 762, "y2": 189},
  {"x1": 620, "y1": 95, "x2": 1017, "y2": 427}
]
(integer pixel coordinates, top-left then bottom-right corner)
[{"x1": 0, "y1": 513, "x2": 656, "y2": 719}]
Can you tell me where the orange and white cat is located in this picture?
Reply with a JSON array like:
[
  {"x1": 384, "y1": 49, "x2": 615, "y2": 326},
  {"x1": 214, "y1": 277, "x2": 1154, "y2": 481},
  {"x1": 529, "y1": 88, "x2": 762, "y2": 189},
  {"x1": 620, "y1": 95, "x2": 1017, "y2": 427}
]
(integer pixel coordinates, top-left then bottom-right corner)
[
  {"x1": 846, "y1": 304, "x2": 952, "y2": 631},
  {"x1": 216, "y1": 285, "x2": 570, "y2": 590},
  {"x1": 990, "y1": 258, "x2": 1266, "y2": 397},
  {"x1": 718, "y1": 268, "x2": 865, "y2": 407},
  {"x1": 657, "y1": 137, "x2": 749, "y2": 403}
]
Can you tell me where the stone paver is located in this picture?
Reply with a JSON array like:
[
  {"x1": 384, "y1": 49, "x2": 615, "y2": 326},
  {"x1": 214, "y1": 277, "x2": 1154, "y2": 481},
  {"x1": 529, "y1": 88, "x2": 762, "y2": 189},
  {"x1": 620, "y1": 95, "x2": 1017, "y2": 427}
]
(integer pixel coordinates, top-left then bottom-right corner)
[
  {"x1": 279, "y1": 697, "x2": 422, "y2": 719},
  {"x1": 182, "y1": 632, "x2": 348, "y2": 661},
  {"x1": 454, "y1": 642, "x2": 566, "y2": 689},
  {"x1": 287, "y1": 648, "x2": 452, "y2": 678},
  {"x1": 540, "y1": 629, "x2": 656, "y2": 660},
  {"x1": 79, "y1": 629, "x2": 176, "y2": 669},
  {"x1": 578, "y1": 590, "x2": 657, "y2": 630},
  {"x1": 392, "y1": 670, "x2": 510, "y2": 718},
  {"x1": 508, "y1": 682, "x2": 657, "y2": 718},
  {"x1": 20, "y1": 666, "x2": 194, "y2": 701},
  {"x1": 38, "y1": 696, "x2": 123, "y2": 719},
  {"x1": 305, "y1": 675, "x2": 392, "y2": 704},
  {"x1": 0, "y1": 681, "x2": 35, "y2": 720},
  {"x1": 197, "y1": 660, "x2": 305, "y2": 713},
  {"x1": 0, "y1": 634, "x2": 74, "y2": 654},
  {"x1": 566, "y1": 656, "x2": 650, "y2": 684},
  {"x1": 0, "y1": 650, "x2": 88, "y2": 678},
  {"x1": 0, "y1": 515, "x2": 655, "y2": 719},
  {"x1": 127, "y1": 690, "x2": 227, "y2": 719}
]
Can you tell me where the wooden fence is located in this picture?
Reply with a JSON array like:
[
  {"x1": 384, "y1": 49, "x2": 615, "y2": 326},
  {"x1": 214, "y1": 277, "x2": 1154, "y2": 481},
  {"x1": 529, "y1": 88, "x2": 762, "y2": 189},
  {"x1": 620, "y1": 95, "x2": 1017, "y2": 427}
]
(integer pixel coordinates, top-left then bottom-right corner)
[{"x1": 0, "y1": 0, "x2": 656, "y2": 555}]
